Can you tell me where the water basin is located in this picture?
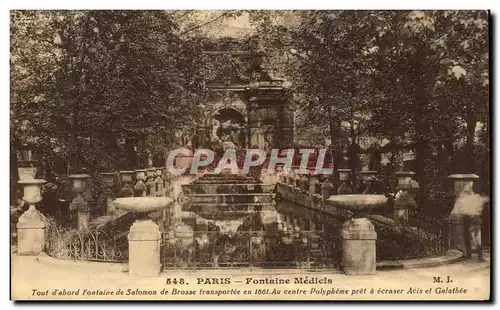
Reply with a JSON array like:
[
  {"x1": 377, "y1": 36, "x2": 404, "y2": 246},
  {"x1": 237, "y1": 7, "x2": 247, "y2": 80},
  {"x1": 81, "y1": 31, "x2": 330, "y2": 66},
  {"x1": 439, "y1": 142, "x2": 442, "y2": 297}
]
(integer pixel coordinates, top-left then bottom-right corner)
[
  {"x1": 113, "y1": 197, "x2": 174, "y2": 213},
  {"x1": 327, "y1": 195, "x2": 389, "y2": 213}
]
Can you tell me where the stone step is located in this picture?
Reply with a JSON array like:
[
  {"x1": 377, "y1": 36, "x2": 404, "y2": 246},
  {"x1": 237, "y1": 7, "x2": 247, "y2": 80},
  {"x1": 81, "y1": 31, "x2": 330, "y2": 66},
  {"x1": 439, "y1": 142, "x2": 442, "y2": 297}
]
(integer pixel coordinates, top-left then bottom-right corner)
[
  {"x1": 185, "y1": 193, "x2": 275, "y2": 204},
  {"x1": 182, "y1": 183, "x2": 275, "y2": 195}
]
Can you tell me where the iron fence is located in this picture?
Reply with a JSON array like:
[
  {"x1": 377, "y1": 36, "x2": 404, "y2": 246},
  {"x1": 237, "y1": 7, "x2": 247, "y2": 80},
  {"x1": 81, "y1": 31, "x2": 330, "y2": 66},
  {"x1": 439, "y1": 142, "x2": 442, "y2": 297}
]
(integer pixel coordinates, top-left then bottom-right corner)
[
  {"x1": 160, "y1": 229, "x2": 340, "y2": 271},
  {"x1": 45, "y1": 220, "x2": 128, "y2": 262}
]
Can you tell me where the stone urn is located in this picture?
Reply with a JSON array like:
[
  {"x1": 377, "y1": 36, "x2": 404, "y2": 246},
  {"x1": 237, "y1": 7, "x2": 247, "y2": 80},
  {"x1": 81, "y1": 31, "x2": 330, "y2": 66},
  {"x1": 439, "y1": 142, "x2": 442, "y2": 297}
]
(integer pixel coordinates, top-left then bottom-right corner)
[
  {"x1": 17, "y1": 160, "x2": 38, "y2": 180},
  {"x1": 134, "y1": 170, "x2": 147, "y2": 197},
  {"x1": 359, "y1": 170, "x2": 379, "y2": 182},
  {"x1": 119, "y1": 171, "x2": 135, "y2": 197},
  {"x1": 100, "y1": 172, "x2": 116, "y2": 188},
  {"x1": 448, "y1": 174, "x2": 479, "y2": 196},
  {"x1": 16, "y1": 178, "x2": 46, "y2": 255},
  {"x1": 146, "y1": 168, "x2": 156, "y2": 180},
  {"x1": 112, "y1": 197, "x2": 174, "y2": 277}
]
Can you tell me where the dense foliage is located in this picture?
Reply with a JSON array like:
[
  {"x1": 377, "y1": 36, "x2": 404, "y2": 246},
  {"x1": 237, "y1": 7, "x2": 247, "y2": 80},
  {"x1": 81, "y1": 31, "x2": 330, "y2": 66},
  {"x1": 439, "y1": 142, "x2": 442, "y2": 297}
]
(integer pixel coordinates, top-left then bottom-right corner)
[
  {"x1": 247, "y1": 10, "x2": 490, "y2": 212},
  {"x1": 11, "y1": 10, "x2": 490, "y2": 214}
]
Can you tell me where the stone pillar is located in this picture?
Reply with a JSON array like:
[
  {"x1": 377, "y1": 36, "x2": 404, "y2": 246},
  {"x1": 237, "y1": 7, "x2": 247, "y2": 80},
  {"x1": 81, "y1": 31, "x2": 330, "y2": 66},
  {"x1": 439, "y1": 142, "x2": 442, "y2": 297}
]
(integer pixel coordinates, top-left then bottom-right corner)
[
  {"x1": 16, "y1": 179, "x2": 47, "y2": 256},
  {"x1": 448, "y1": 174, "x2": 479, "y2": 196},
  {"x1": 128, "y1": 213, "x2": 162, "y2": 277},
  {"x1": 321, "y1": 178, "x2": 335, "y2": 199},
  {"x1": 119, "y1": 171, "x2": 135, "y2": 197},
  {"x1": 299, "y1": 174, "x2": 309, "y2": 192},
  {"x1": 393, "y1": 171, "x2": 418, "y2": 224},
  {"x1": 146, "y1": 168, "x2": 156, "y2": 197},
  {"x1": 100, "y1": 172, "x2": 116, "y2": 216},
  {"x1": 309, "y1": 176, "x2": 320, "y2": 195},
  {"x1": 134, "y1": 169, "x2": 147, "y2": 197},
  {"x1": 293, "y1": 172, "x2": 301, "y2": 189},
  {"x1": 155, "y1": 167, "x2": 165, "y2": 197},
  {"x1": 80, "y1": 169, "x2": 96, "y2": 216},
  {"x1": 341, "y1": 217, "x2": 377, "y2": 275},
  {"x1": 337, "y1": 169, "x2": 353, "y2": 195},
  {"x1": 69, "y1": 174, "x2": 91, "y2": 231}
]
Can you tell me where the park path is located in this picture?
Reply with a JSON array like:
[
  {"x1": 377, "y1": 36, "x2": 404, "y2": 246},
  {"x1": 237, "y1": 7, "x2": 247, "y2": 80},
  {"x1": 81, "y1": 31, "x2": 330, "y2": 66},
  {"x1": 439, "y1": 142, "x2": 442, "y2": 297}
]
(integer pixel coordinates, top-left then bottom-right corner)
[{"x1": 11, "y1": 252, "x2": 489, "y2": 301}]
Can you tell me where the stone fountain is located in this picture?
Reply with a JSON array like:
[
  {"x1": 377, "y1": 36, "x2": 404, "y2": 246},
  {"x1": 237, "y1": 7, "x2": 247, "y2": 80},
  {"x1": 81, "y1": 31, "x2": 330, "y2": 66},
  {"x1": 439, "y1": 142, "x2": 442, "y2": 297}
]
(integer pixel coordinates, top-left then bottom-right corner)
[
  {"x1": 112, "y1": 197, "x2": 174, "y2": 277},
  {"x1": 327, "y1": 194, "x2": 389, "y2": 275}
]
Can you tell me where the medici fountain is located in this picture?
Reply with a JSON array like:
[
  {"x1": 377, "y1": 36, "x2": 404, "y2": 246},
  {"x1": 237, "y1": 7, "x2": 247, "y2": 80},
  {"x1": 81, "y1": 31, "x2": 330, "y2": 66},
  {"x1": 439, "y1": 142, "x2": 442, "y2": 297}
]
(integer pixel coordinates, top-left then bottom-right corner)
[{"x1": 102, "y1": 167, "x2": 390, "y2": 275}]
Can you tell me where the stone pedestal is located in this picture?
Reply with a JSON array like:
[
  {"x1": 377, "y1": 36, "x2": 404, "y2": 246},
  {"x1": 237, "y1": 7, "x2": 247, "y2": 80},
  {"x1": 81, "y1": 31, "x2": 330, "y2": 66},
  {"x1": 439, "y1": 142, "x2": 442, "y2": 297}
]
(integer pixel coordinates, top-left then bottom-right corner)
[
  {"x1": 17, "y1": 206, "x2": 46, "y2": 255},
  {"x1": 16, "y1": 178, "x2": 47, "y2": 255},
  {"x1": 341, "y1": 217, "x2": 377, "y2": 275},
  {"x1": 128, "y1": 218, "x2": 162, "y2": 277},
  {"x1": 449, "y1": 215, "x2": 468, "y2": 256},
  {"x1": 393, "y1": 195, "x2": 415, "y2": 225}
]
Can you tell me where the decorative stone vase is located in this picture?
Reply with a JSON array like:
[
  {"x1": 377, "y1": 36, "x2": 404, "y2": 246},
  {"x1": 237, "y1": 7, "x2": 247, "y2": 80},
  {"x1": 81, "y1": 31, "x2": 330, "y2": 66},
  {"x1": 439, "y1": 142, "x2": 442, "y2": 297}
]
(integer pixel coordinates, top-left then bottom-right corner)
[
  {"x1": 119, "y1": 171, "x2": 135, "y2": 197},
  {"x1": 100, "y1": 172, "x2": 116, "y2": 188},
  {"x1": 135, "y1": 169, "x2": 146, "y2": 182},
  {"x1": 146, "y1": 168, "x2": 156, "y2": 180},
  {"x1": 448, "y1": 174, "x2": 479, "y2": 196},
  {"x1": 359, "y1": 170, "x2": 379, "y2": 182},
  {"x1": 395, "y1": 171, "x2": 416, "y2": 190},
  {"x1": 17, "y1": 159, "x2": 38, "y2": 180},
  {"x1": 338, "y1": 169, "x2": 352, "y2": 182},
  {"x1": 134, "y1": 170, "x2": 147, "y2": 197},
  {"x1": 113, "y1": 197, "x2": 174, "y2": 277},
  {"x1": 155, "y1": 167, "x2": 164, "y2": 177},
  {"x1": 17, "y1": 178, "x2": 47, "y2": 255},
  {"x1": 120, "y1": 171, "x2": 135, "y2": 185},
  {"x1": 18, "y1": 167, "x2": 37, "y2": 180}
]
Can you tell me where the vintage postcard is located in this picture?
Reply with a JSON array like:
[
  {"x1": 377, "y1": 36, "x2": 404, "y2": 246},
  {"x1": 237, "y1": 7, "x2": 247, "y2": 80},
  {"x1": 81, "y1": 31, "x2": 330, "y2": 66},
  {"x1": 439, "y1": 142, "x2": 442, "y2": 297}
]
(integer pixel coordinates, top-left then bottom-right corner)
[{"x1": 10, "y1": 9, "x2": 490, "y2": 301}]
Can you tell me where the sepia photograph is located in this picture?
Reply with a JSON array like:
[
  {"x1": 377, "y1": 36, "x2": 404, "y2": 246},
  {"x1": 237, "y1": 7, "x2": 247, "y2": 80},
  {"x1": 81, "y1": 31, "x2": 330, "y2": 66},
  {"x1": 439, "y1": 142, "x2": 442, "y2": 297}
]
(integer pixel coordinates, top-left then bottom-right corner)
[{"x1": 9, "y1": 8, "x2": 491, "y2": 301}]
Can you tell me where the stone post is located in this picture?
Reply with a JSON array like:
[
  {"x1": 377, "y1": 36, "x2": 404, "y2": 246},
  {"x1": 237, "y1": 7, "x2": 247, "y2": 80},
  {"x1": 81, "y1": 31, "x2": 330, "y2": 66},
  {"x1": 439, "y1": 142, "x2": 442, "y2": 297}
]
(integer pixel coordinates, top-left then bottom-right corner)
[
  {"x1": 337, "y1": 169, "x2": 353, "y2": 195},
  {"x1": 358, "y1": 170, "x2": 379, "y2": 193},
  {"x1": 341, "y1": 217, "x2": 377, "y2": 275},
  {"x1": 293, "y1": 171, "x2": 301, "y2": 189},
  {"x1": 146, "y1": 168, "x2": 156, "y2": 197},
  {"x1": 321, "y1": 178, "x2": 335, "y2": 199},
  {"x1": 69, "y1": 174, "x2": 91, "y2": 231},
  {"x1": 80, "y1": 169, "x2": 96, "y2": 216},
  {"x1": 448, "y1": 174, "x2": 483, "y2": 260},
  {"x1": 128, "y1": 212, "x2": 162, "y2": 277},
  {"x1": 113, "y1": 197, "x2": 174, "y2": 278},
  {"x1": 100, "y1": 172, "x2": 116, "y2": 216},
  {"x1": 309, "y1": 176, "x2": 320, "y2": 195},
  {"x1": 16, "y1": 179, "x2": 47, "y2": 256},
  {"x1": 299, "y1": 174, "x2": 309, "y2": 192},
  {"x1": 134, "y1": 169, "x2": 147, "y2": 197},
  {"x1": 155, "y1": 167, "x2": 165, "y2": 197},
  {"x1": 393, "y1": 171, "x2": 418, "y2": 224},
  {"x1": 119, "y1": 171, "x2": 135, "y2": 197}
]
